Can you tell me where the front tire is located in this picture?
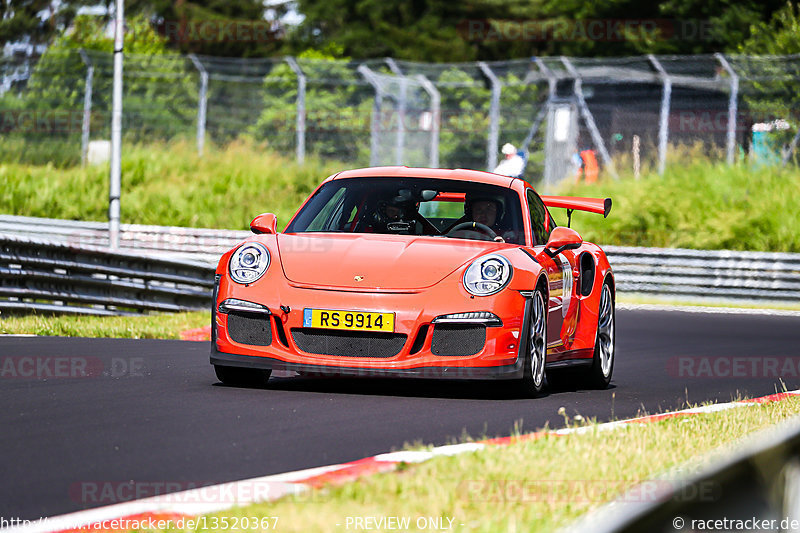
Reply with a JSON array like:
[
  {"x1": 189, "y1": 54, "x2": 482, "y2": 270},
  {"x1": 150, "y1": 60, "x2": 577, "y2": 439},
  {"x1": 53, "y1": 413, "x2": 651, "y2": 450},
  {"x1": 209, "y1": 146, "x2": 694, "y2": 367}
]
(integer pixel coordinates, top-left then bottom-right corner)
[
  {"x1": 520, "y1": 289, "x2": 547, "y2": 395},
  {"x1": 214, "y1": 364, "x2": 272, "y2": 387}
]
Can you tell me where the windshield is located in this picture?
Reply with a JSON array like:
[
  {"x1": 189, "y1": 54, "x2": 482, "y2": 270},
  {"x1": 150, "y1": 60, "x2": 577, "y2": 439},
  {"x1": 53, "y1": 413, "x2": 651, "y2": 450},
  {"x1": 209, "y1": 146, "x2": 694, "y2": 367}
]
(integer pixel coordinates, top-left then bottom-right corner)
[{"x1": 285, "y1": 177, "x2": 525, "y2": 244}]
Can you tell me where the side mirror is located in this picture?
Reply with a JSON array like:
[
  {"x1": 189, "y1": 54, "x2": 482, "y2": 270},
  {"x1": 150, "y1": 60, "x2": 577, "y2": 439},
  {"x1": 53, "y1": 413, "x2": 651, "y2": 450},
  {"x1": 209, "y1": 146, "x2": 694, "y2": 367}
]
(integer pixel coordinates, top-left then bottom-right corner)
[
  {"x1": 250, "y1": 213, "x2": 278, "y2": 235},
  {"x1": 544, "y1": 227, "x2": 582, "y2": 257}
]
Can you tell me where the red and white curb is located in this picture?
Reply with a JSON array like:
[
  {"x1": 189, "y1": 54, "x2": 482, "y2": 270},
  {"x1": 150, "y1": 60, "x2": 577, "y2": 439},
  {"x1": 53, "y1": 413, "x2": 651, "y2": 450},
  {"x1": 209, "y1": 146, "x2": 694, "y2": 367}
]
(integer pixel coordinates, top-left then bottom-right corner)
[
  {"x1": 6, "y1": 390, "x2": 799, "y2": 533},
  {"x1": 178, "y1": 326, "x2": 211, "y2": 342}
]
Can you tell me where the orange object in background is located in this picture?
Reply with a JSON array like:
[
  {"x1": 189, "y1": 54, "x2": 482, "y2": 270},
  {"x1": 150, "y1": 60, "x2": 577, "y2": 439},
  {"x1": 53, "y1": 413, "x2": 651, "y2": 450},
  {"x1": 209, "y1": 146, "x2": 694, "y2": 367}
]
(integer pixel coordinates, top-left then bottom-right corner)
[{"x1": 580, "y1": 149, "x2": 599, "y2": 183}]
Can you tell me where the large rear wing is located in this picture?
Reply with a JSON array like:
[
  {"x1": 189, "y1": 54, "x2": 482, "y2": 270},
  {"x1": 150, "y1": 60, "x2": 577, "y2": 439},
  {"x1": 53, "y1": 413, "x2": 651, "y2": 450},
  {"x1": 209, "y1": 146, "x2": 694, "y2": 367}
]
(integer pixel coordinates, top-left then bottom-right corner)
[{"x1": 541, "y1": 196, "x2": 612, "y2": 218}]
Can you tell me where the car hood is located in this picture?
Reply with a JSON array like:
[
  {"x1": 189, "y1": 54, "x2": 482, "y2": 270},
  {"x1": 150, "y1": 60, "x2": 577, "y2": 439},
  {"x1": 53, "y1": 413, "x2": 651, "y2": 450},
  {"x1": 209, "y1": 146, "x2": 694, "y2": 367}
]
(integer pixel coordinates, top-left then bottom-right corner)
[{"x1": 277, "y1": 233, "x2": 503, "y2": 290}]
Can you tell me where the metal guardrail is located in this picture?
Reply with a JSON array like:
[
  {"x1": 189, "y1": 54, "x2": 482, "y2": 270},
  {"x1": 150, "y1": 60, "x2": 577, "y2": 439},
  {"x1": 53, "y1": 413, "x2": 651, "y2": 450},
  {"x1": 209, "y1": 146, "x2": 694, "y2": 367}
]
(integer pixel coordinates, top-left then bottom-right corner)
[
  {"x1": 605, "y1": 245, "x2": 800, "y2": 302},
  {"x1": 0, "y1": 215, "x2": 250, "y2": 265},
  {"x1": 0, "y1": 234, "x2": 215, "y2": 315},
  {"x1": 564, "y1": 411, "x2": 800, "y2": 533},
  {"x1": 2, "y1": 216, "x2": 799, "y2": 314}
]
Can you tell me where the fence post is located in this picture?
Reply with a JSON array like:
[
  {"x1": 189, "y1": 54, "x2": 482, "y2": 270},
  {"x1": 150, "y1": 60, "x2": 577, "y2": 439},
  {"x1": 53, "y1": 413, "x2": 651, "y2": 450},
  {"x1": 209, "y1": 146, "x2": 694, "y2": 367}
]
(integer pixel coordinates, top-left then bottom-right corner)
[
  {"x1": 285, "y1": 57, "x2": 306, "y2": 164},
  {"x1": 385, "y1": 58, "x2": 407, "y2": 165},
  {"x1": 521, "y1": 58, "x2": 556, "y2": 154},
  {"x1": 648, "y1": 54, "x2": 671, "y2": 176},
  {"x1": 78, "y1": 49, "x2": 93, "y2": 167},
  {"x1": 415, "y1": 74, "x2": 440, "y2": 168},
  {"x1": 188, "y1": 54, "x2": 208, "y2": 157},
  {"x1": 357, "y1": 65, "x2": 383, "y2": 167},
  {"x1": 478, "y1": 61, "x2": 501, "y2": 172},
  {"x1": 533, "y1": 57, "x2": 557, "y2": 100},
  {"x1": 561, "y1": 57, "x2": 618, "y2": 179},
  {"x1": 784, "y1": 129, "x2": 800, "y2": 167},
  {"x1": 715, "y1": 53, "x2": 739, "y2": 165}
]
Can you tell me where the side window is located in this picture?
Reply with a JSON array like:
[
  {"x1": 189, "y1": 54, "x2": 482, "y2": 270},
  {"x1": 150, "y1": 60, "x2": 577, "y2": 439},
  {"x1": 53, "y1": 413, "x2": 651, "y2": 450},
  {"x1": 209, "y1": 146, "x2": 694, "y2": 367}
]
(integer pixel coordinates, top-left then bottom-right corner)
[
  {"x1": 307, "y1": 188, "x2": 346, "y2": 231},
  {"x1": 526, "y1": 190, "x2": 549, "y2": 246}
]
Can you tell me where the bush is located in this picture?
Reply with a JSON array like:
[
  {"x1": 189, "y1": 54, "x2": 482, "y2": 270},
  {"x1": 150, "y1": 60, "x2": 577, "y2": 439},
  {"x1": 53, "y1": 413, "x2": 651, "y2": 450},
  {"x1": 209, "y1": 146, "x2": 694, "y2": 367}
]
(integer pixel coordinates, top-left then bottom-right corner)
[{"x1": 558, "y1": 158, "x2": 800, "y2": 252}]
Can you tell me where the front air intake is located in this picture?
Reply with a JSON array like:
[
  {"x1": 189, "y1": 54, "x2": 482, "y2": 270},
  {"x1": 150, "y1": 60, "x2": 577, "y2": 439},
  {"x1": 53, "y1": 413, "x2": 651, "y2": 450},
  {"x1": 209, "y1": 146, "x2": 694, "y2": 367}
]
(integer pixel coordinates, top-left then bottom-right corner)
[
  {"x1": 227, "y1": 312, "x2": 272, "y2": 346},
  {"x1": 431, "y1": 324, "x2": 486, "y2": 356}
]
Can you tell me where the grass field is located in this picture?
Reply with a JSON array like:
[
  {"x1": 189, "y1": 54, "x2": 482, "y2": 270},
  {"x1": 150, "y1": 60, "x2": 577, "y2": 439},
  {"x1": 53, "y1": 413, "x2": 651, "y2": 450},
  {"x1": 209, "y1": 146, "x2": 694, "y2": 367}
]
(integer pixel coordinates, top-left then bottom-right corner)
[
  {"x1": 139, "y1": 395, "x2": 800, "y2": 533},
  {"x1": 1, "y1": 140, "x2": 799, "y2": 251},
  {"x1": 0, "y1": 311, "x2": 208, "y2": 339},
  {"x1": 558, "y1": 157, "x2": 800, "y2": 252},
  {"x1": 0, "y1": 139, "x2": 341, "y2": 230}
]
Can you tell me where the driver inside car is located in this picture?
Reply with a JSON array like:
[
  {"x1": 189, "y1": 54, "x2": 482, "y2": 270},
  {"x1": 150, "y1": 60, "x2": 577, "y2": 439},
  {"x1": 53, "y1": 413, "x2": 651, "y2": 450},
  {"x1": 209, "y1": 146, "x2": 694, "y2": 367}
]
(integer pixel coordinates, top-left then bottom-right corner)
[
  {"x1": 459, "y1": 194, "x2": 508, "y2": 242},
  {"x1": 361, "y1": 192, "x2": 437, "y2": 236}
]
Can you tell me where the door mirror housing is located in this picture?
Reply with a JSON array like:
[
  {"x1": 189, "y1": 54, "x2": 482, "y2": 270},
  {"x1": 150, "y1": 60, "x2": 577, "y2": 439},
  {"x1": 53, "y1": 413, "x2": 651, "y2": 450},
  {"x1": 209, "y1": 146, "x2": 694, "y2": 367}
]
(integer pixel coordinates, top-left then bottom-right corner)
[
  {"x1": 250, "y1": 213, "x2": 278, "y2": 235},
  {"x1": 544, "y1": 227, "x2": 582, "y2": 257}
]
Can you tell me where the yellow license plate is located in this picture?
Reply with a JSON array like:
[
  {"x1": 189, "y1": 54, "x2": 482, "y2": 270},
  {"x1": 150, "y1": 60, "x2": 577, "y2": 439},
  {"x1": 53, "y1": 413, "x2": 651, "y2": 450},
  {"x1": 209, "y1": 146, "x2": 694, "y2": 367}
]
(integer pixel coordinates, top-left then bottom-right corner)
[{"x1": 303, "y1": 308, "x2": 395, "y2": 332}]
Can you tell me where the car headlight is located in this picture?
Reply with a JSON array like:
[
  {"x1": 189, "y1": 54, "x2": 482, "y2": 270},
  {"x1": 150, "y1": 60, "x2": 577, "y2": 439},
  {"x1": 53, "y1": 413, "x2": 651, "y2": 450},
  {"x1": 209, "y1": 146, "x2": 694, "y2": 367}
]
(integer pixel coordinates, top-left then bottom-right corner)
[
  {"x1": 463, "y1": 254, "x2": 513, "y2": 296},
  {"x1": 229, "y1": 242, "x2": 270, "y2": 284}
]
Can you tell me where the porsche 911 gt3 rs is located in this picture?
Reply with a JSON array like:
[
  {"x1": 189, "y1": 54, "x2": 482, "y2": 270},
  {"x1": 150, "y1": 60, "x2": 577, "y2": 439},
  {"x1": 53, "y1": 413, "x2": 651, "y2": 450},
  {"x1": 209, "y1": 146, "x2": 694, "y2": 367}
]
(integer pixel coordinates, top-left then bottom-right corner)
[{"x1": 211, "y1": 166, "x2": 614, "y2": 395}]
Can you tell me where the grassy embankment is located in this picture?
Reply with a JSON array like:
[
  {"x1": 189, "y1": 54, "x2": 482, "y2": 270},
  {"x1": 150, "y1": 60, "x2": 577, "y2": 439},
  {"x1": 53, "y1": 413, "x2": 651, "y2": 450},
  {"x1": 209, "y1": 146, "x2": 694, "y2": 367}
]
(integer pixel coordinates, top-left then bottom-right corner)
[
  {"x1": 0, "y1": 311, "x2": 208, "y2": 339},
  {"x1": 1, "y1": 139, "x2": 798, "y2": 250},
  {"x1": 0, "y1": 139, "x2": 341, "y2": 230},
  {"x1": 557, "y1": 158, "x2": 800, "y2": 253}
]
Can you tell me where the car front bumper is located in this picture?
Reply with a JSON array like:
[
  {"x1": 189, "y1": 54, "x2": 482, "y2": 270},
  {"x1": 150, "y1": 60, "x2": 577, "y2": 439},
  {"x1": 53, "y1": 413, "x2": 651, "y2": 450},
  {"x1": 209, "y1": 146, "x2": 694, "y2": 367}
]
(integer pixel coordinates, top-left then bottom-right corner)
[{"x1": 211, "y1": 279, "x2": 532, "y2": 380}]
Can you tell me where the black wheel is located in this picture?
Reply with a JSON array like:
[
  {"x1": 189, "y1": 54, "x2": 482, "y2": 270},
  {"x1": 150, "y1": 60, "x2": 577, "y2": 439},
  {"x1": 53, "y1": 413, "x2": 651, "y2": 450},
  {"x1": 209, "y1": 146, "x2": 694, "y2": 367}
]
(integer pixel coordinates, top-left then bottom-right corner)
[
  {"x1": 520, "y1": 289, "x2": 547, "y2": 395},
  {"x1": 585, "y1": 281, "x2": 615, "y2": 389},
  {"x1": 214, "y1": 364, "x2": 272, "y2": 387}
]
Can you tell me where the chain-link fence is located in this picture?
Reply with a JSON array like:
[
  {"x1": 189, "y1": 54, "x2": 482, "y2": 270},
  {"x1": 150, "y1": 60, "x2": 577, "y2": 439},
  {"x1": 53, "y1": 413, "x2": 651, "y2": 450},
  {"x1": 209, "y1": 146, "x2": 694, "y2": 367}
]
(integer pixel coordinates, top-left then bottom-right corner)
[{"x1": 1, "y1": 50, "x2": 799, "y2": 186}]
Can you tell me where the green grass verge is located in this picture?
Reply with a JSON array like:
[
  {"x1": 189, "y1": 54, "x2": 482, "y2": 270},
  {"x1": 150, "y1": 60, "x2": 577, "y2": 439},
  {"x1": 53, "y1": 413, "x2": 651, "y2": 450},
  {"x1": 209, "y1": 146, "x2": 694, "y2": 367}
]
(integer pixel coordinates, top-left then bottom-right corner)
[
  {"x1": 557, "y1": 157, "x2": 800, "y2": 252},
  {"x1": 0, "y1": 139, "x2": 342, "y2": 230},
  {"x1": 2, "y1": 140, "x2": 800, "y2": 252},
  {"x1": 0, "y1": 311, "x2": 208, "y2": 339},
  {"x1": 152, "y1": 396, "x2": 800, "y2": 533}
]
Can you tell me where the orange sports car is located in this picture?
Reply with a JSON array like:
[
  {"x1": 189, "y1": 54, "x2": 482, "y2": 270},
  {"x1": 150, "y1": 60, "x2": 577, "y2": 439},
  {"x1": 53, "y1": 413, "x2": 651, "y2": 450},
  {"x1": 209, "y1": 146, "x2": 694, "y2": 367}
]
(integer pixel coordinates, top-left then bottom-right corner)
[{"x1": 210, "y1": 167, "x2": 614, "y2": 395}]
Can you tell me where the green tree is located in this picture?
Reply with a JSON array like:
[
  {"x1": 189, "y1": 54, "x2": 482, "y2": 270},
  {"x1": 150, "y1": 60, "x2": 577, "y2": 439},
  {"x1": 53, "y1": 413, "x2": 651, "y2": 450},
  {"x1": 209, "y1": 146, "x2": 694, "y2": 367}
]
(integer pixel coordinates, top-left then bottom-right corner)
[
  {"x1": 0, "y1": 1, "x2": 92, "y2": 48},
  {"x1": 738, "y1": 1, "x2": 800, "y2": 55},
  {"x1": 736, "y1": 2, "x2": 800, "y2": 157},
  {"x1": 124, "y1": 0, "x2": 286, "y2": 57},
  {"x1": 289, "y1": 0, "x2": 791, "y2": 60}
]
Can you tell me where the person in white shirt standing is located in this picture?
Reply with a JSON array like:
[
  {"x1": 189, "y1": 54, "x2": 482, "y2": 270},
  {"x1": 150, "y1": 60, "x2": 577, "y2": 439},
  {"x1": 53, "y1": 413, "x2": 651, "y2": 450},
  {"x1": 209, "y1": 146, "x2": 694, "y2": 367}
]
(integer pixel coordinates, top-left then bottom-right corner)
[{"x1": 493, "y1": 143, "x2": 525, "y2": 178}]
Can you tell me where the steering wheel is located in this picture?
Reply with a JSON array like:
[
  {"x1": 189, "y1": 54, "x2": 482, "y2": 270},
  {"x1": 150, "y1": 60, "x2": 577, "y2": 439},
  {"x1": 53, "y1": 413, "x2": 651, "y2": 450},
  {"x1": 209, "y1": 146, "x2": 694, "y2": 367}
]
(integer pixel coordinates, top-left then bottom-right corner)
[{"x1": 445, "y1": 221, "x2": 498, "y2": 240}]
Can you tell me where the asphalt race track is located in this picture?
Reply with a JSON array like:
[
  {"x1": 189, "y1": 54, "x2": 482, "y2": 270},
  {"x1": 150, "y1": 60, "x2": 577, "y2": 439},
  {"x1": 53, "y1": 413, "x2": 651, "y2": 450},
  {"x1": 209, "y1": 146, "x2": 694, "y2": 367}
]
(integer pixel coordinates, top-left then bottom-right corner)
[{"x1": 2, "y1": 308, "x2": 799, "y2": 521}]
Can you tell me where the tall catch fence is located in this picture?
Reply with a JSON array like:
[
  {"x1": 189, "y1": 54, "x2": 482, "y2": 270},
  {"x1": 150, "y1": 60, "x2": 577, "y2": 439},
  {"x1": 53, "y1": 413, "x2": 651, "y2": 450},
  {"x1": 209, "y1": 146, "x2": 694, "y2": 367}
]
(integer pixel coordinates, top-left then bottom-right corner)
[{"x1": 1, "y1": 51, "x2": 799, "y2": 185}]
